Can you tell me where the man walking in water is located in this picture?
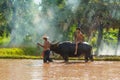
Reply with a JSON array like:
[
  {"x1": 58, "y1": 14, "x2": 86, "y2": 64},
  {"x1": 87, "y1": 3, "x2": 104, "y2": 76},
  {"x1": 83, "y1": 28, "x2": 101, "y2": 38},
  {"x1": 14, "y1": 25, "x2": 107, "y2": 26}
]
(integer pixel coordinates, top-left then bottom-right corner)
[
  {"x1": 37, "y1": 35, "x2": 53, "y2": 63},
  {"x1": 74, "y1": 28, "x2": 84, "y2": 55}
]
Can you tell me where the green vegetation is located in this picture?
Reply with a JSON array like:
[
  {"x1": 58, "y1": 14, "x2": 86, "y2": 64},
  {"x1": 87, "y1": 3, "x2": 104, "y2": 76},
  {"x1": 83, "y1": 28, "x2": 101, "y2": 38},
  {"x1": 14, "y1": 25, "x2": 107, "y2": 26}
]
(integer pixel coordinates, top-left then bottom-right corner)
[
  {"x1": 54, "y1": 56, "x2": 120, "y2": 61},
  {"x1": 0, "y1": 47, "x2": 41, "y2": 59},
  {"x1": 0, "y1": 47, "x2": 120, "y2": 61},
  {"x1": 103, "y1": 28, "x2": 118, "y2": 45},
  {"x1": 94, "y1": 56, "x2": 120, "y2": 61},
  {"x1": 0, "y1": 0, "x2": 120, "y2": 59},
  {"x1": 0, "y1": 37, "x2": 10, "y2": 45}
]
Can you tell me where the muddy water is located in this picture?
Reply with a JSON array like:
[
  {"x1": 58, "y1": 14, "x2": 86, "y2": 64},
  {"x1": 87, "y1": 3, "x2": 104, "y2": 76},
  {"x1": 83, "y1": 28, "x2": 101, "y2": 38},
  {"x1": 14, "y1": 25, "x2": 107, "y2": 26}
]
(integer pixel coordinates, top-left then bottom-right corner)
[{"x1": 0, "y1": 60, "x2": 120, "y2": 80}]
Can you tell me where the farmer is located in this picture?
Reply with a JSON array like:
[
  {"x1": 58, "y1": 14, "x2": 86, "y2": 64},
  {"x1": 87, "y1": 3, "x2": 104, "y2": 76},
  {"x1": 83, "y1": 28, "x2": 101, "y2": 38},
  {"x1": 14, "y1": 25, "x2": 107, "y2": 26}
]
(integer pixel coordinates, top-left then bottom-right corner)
[
  {"x1": 37, "y1": 35, "x2": 53, "y2": 63},
  {"x1": 74, "y1": 27, "x2": 84, "y2": 55}
]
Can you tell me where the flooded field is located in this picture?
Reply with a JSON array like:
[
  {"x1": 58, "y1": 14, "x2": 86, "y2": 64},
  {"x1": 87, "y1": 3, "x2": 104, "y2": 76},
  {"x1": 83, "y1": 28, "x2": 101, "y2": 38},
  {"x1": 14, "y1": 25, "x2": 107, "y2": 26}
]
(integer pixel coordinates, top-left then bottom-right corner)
[{"x1": 0, "y1": 59, "x2": 120, "y2": 80}]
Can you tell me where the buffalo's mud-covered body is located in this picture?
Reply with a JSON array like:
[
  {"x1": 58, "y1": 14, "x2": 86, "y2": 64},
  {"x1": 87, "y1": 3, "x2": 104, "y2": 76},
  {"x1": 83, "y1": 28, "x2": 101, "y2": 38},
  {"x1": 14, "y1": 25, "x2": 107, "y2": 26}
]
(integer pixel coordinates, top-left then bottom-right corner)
[{"x1": 50, "y1": 41, "x2": 93, "y2": 62}]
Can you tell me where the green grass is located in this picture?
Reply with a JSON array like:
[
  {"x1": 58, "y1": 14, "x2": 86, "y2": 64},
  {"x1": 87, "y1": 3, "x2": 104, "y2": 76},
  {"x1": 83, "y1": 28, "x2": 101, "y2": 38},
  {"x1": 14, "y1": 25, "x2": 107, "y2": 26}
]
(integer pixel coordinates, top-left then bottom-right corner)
[
  {"x1": 0, "y1": 48, "x2": 120, "y2": 61},
  {"x1": 0, "y1": 48, "x2": 42, "y2": 59},
  {"x1": 53, "y1": 56, "x2": 120, "y2": 61},
  {"x1": 93, "y1": 56, "x2": 120, "y2": 61},
  {"x1": 0, "y1": 55, "x2": 40, "y2": 59}
]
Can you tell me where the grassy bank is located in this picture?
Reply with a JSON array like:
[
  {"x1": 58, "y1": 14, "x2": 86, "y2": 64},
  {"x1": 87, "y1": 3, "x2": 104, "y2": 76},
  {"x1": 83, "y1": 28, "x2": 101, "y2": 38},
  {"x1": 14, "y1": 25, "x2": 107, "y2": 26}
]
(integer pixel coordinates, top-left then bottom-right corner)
[
  {"x1": 0, "y1": 48, "x2": 120, "y2": 61},
  {"x1": 0, "y1": 47, "x2": 42, "y2": 59},
  {"x1": 67, "y1": 56, "x2": 120, "y2": 61}
]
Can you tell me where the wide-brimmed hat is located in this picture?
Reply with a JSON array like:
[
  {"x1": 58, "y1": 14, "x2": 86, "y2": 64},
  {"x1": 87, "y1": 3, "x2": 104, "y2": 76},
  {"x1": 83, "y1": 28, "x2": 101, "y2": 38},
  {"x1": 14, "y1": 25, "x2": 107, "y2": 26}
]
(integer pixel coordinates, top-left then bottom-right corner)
[{"x1": 42, "y1": 35, "x2": 49, "y2": 39}]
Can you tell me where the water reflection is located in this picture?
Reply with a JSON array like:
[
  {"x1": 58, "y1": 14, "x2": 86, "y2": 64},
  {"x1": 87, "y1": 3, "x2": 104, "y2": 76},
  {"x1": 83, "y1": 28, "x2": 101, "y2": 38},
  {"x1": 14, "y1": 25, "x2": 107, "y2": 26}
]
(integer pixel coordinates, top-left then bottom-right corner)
[
  {"x1": 0, "y1": 59, "x2": 120, "y2": 80},
  {"x1": 29, "y1": 60, "x2": 43, "y2": 80}
]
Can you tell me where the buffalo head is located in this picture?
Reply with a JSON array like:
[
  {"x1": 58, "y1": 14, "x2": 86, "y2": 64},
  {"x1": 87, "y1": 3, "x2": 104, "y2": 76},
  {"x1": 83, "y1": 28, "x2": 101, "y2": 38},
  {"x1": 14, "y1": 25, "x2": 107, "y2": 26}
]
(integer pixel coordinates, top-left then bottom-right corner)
[{"x1": 50, "y1": 42, "x2": 59, "y2": 51}]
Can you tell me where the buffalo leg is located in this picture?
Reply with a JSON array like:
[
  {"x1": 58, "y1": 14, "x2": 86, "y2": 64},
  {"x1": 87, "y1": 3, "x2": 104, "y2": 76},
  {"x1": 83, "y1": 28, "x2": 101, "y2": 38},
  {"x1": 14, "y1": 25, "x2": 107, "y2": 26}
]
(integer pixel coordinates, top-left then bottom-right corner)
[
  {"x1": 84, "y1": 54, "x2": 89, "y2": 62},
  {"x1": 88, "y1": 50, "x2": 94, "y2": 61},
  {"x1": 62, "y1": 56, "x2": 68, "y2": 62},
  {"x1": 89, "y1": 55, "x2": 94, "y2": 61},
  {"x1": 64, "y1": 57, "x2": 68, "y2": 62}
]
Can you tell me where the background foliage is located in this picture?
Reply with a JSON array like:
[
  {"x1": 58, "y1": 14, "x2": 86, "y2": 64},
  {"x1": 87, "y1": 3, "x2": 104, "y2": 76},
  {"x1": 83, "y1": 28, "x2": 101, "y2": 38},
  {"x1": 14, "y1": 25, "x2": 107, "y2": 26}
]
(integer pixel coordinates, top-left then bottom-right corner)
[{"x1": 0, "y1": 0, "x2": 120, "y2": 57}]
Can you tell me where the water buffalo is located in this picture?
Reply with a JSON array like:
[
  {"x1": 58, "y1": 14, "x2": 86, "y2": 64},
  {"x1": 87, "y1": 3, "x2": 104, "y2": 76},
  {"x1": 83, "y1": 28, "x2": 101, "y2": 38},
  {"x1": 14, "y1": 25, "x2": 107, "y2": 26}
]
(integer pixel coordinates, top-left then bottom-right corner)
[{"x1": 50, "y1": 41, "x2": 93, "y2": 62}]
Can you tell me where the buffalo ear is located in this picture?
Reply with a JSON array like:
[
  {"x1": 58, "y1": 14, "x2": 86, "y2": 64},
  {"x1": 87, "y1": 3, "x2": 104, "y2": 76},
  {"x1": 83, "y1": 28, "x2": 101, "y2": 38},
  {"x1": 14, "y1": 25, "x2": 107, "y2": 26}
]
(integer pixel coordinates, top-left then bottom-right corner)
[
  {"x1": 56, "y1": 42, "x2": 59, "y2": 46},
  {"x1": 51, "y1": 40, "x2": 58, "y2": 44},
  {"x1": 50, "y1": 41, "x2": 59, "y2": 47},
  {"x1": 56, "y1": 42, "x2": 59, "y2": 44}
]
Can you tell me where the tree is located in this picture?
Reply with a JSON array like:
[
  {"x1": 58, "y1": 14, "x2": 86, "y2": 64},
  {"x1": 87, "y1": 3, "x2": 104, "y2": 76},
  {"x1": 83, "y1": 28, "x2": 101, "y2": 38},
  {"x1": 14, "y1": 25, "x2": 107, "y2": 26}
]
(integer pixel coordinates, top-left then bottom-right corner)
[{"x1": 0, "y1": 0, "x2": 13, "y2": 37}]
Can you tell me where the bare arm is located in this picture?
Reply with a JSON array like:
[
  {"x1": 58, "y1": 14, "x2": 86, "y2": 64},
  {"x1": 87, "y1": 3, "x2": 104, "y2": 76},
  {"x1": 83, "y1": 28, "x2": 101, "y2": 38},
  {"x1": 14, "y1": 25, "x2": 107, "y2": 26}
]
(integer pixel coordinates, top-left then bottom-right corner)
[
  {"x1": 37, "y1": 43, "x2": 44, "y2": 48},
  {"x1": 74, "y1": 32, "x2": 77, "y2": 41},
  {"x1": 80, "y1": 32, "x2": 84, "y2": 41}
]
